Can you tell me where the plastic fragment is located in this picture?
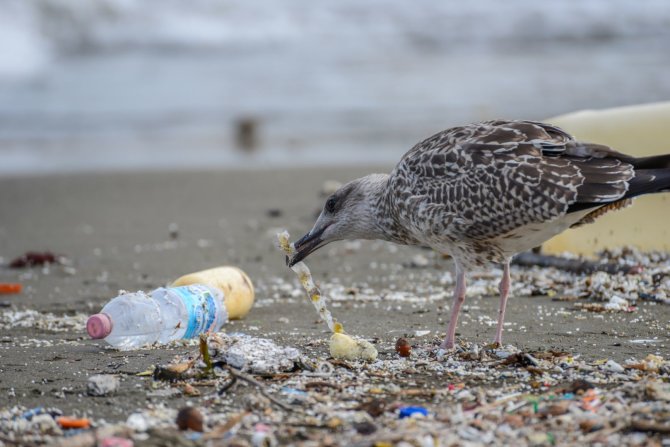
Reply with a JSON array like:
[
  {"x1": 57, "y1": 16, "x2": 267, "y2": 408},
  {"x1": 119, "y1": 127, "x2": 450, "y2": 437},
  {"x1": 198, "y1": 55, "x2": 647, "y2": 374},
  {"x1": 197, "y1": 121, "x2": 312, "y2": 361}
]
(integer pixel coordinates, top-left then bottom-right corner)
[
  {"x1": 100, "y1": 437, "x2": 134, "y2": 447},
  {"x1": 56, "y1": 416, "x2": 91, "y2": 429},
  {"x1": 126, "y1": 413, "x2": 149, "y2": 432},
  {"x1": 398, "y1": 406, "x2": 429, "y2": 419},
  {"x1": 0, "y1": 283, "x2": 22, "y2": 294},
  {"x1": 281, "y1": 387, "x2": 308, "y2": 396},
  {"x1": 251, "y1": 423, "x2": 278, "y2": 447},
  {"x1": 21, "y1": 407, "x2": 44, "y2": 420},
  {"x1": 330, "y1": 332, "x2": 378, "y2": 362},
  {"x1": 603, "y1": 359, "x2": 625, "y2": 373}
]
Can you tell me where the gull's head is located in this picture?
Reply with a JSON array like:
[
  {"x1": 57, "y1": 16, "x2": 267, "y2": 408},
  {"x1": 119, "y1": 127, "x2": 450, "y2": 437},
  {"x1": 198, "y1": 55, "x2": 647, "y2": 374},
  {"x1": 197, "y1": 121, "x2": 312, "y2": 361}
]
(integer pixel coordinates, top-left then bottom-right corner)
[{"x1": 289, "y1": 174, "x2": 388, "y2": 266}]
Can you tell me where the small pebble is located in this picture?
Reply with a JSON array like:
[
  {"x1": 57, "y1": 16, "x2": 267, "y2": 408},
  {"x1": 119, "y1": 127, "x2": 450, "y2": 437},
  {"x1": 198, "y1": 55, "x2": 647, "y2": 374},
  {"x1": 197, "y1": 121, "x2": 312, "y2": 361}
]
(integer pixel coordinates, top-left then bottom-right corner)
[
  {"x1": 359, "y1": 399, "x2": 386, "y2": 418},
  {"x1": 353, "y1": 421, "x2": 377, "y2": 435},
  {"x1": 176, "y1": 407, "x2": 204, "y2": 432},
  {"x1": 266, "y1": 208, "x2": 283, "y2": 218},
  {"x1": 408, "y1": 254, "x2": 429, "y2": 268},
  {"x1": 126, "y1": 413, "x2": 149, "y2": 432},
  {"x1": 168, "y1": 222, "x2": 179, "y2": 239},
  {"x1": 87, "y1": 374, "x2": 120, "y2": 396},
  {"x1": 395, "y1": 338, "x2": 411, "y2": 357}
]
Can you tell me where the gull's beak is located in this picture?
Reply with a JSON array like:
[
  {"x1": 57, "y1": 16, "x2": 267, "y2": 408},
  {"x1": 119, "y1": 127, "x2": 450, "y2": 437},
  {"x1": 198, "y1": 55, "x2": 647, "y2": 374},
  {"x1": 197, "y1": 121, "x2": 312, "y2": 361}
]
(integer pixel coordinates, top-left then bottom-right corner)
[{"x1": 288, "y1": 225, "x2": 329, "y2": 267}]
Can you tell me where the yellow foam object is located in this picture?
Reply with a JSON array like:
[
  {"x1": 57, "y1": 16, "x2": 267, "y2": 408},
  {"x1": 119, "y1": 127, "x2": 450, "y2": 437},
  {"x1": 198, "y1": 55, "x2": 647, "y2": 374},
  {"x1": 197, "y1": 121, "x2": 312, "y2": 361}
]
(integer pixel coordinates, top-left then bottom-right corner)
[
  {"x1": 543, "y1": 102, "x2": 670, "y2": 256},
  {"x1": 329, "y1": 333, "x2": 378, "y2": 362},
  {"x1": 172, "y1": 266, "x2": 254, "y2": 320}
]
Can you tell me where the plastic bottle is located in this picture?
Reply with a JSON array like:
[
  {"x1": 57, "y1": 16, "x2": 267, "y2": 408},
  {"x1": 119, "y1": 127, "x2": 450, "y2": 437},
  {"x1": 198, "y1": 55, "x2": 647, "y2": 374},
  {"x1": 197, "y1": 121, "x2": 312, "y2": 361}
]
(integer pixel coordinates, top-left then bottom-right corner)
[{"x1": 87, "y1": 266, "x2": 254, "y2": 349}]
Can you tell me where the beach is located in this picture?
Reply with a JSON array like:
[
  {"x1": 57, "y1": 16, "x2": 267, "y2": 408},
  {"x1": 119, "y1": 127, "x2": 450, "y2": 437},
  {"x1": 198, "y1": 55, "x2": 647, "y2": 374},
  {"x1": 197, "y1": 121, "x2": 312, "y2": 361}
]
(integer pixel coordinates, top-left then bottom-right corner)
[
  {"x1": 1, "y1": 168, "x2": 669, "y2": 438},
  {"x1": 2, "y1": 1, "x2": 670, "y2": 443}
]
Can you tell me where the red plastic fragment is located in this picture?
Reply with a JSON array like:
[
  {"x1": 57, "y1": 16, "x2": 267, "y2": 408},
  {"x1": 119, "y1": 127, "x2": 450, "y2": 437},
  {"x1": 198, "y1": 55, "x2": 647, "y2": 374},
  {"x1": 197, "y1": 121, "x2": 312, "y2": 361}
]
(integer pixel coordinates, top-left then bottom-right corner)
[{"x1": 9, "y1": 252, "x2": 59, "y2": 268}]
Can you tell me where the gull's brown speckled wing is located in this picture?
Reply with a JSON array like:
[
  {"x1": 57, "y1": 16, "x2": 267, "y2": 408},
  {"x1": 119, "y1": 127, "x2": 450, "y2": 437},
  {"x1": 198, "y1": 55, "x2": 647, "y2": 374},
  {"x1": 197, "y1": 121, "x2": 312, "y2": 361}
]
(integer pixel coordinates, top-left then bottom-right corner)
[{"x1": 386, "y1": 120, "x2": 635, "y2": 242}]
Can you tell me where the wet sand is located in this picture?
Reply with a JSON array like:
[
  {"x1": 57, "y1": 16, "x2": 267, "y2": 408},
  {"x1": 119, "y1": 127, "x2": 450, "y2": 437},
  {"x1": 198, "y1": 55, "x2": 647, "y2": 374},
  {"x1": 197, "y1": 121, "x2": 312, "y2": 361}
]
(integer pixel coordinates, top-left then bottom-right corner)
[{"x1": 1, "y1": 168, "x2": 669, "y2": 425}]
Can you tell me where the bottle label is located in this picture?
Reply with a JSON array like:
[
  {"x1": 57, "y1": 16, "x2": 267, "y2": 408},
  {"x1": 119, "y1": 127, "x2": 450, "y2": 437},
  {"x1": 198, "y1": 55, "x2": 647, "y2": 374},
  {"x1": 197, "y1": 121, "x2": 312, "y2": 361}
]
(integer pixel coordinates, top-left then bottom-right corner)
[{"x1": 171, "y1": 285, "x2": 220, "y2": 339}]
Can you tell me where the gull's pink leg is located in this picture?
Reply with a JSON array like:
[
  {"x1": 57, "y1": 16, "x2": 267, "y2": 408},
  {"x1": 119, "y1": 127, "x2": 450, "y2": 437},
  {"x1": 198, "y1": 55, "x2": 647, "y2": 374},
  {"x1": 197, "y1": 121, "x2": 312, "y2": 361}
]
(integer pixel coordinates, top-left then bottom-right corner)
[
  {"x1": 441, "y1": 269, "x2": 466, "y2": 350},
  {"x1": 493, "y1": 261, "x2": 511, "y2": 346}
]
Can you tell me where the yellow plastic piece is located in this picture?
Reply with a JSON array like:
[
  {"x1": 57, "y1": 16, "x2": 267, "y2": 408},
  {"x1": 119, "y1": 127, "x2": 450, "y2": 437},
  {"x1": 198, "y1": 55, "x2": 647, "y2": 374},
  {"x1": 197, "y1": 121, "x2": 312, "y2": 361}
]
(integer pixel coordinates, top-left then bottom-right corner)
[
  {"x1": 329, "y1": 332, "x2": 378, "y2": 362},
  {"x1": 172, "y1": 266, "x2": 255, "y2": 320},
  {"x1": 544, "y1": 102, "x2": 670, "y2": 256}
]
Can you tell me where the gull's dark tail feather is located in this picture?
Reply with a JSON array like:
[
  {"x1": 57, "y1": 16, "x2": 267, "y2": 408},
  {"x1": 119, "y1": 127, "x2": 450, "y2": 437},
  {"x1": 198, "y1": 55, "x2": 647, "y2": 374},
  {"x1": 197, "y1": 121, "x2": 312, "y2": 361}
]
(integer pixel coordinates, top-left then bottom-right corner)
[
  {"x1": 625, "y1": 167, "x2": 670, "y2": 198},
  {"x1": 567, "y1": 155, "x2": 670, "y2": 215},
  {"x1": 627, "y1": 153, "x2": 670, "y2": 170},
  {"x1": 627, "y1": 153, "x2": 670, "y2": 195},
  {"x1": 568, "y1": 166, "x2": 670, "y2": 225}
]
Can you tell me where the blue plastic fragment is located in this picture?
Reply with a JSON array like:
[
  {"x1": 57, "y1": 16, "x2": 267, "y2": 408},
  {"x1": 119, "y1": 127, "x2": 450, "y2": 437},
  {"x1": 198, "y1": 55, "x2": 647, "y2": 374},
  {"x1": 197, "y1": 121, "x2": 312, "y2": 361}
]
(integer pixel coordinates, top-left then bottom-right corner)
[
  {"x1": 398, "y1": 406, "x2": 429, "y2": 419},
  {"x1": 63, "y1": 429, "x2": 89, "y2": 437},
  {"x1": 186, "y1": 432, "x2": 203, "y2": 441},
  {"x1": 20, "y1": 407, "x2": 44, "y2": 420},
  {"x1": 281, "y1": 387, "x2": 308, "y2": 396}
]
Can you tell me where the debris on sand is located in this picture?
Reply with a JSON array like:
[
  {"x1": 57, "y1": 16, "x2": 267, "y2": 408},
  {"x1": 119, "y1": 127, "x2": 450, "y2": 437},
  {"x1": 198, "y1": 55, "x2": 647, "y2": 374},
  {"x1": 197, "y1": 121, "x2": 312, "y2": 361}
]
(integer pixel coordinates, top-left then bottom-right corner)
[
  {"x1": 208, "y1": 333, "x2": 301, "y2": 374},
  {"x1": 276, "y1": 230, "x2": 337, "y2": 332},
  {"x1": 0, "y1": 240, "x2": 668, "y2": 446},
  {"x1": 4, "y1": 342, "x2": 670, "y2": 446},
  {"x1": 175, "y1": 406, "x2": 204, "y2": 432},
  {"x1": 56, "y1": 416, "x2": 91, "y2": 430},
  {"x1": 395, "y1": 337, "x2": 412, "y2": 357},
  {"x1": 329, "y1": 332, "x2": 377, "y2": 362},
  {"x1": 276, "y1": 230, "x2": 379, "y2": 362},
  {"x1": 0, "y1": 309, "x2": 88, "y2": 332},
  {"x1": 0, "y1": 283, "x2": 22, "y2": 294},
  {"x1": 8, "y1": 251, "x2": 62, "y2": 268},
  {"x1": 87, "y1": 375, "x2": 120, "y2": 397}
]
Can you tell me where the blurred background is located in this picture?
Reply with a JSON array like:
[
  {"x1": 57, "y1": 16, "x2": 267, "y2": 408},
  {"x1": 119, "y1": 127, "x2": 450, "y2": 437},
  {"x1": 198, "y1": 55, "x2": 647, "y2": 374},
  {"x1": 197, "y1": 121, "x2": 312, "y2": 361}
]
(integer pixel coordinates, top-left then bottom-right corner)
[{"x1": 1, "y1": 0, "x2": 669, "y2": 176}]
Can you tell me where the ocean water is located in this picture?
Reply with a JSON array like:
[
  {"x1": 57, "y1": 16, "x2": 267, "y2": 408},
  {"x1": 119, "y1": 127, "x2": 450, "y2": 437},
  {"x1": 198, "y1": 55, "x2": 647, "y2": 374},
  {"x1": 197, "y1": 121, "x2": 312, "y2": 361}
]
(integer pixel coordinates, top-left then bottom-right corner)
[{"x1": 1, "y1": 0, "x2": 669, "y2": 175}]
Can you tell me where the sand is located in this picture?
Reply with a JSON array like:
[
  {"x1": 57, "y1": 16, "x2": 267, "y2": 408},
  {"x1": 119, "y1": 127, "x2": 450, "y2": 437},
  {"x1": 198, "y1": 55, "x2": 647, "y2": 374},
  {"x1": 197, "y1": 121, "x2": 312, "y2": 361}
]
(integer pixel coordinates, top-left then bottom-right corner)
[{"x1": 0, "y1": 168, "x2": 669, "y2": 428}]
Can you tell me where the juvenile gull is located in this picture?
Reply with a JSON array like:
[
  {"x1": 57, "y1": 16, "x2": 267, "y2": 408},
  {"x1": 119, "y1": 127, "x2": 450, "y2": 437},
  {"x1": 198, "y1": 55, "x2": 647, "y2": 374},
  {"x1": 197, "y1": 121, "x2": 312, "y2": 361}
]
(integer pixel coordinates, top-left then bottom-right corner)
[{"x1": 289, "y1": 120, "x2": 670, "y2": 349}]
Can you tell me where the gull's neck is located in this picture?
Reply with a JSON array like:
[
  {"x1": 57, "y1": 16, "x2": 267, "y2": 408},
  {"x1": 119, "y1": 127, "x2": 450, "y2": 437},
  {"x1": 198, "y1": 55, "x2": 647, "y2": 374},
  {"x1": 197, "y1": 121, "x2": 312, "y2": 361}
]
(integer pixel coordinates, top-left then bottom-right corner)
[{"x1": 368, "y1": 173, "x2": 417, "y2": 245}]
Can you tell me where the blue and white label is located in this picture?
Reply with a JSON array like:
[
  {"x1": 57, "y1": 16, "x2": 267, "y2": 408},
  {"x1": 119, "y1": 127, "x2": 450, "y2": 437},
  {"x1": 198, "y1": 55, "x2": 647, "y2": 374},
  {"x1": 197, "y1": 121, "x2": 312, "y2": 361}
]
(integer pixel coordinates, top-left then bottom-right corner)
[{"x1": 172, "y1": 285, "x2": 220, "y2": 339}]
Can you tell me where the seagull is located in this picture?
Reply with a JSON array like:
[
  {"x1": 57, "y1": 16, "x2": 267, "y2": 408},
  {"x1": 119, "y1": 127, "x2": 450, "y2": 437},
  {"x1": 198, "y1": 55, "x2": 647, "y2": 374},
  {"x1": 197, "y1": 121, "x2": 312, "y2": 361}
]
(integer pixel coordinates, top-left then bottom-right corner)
[{"x1": 288, "y1": 120, "x2": 670, "y2": 349}]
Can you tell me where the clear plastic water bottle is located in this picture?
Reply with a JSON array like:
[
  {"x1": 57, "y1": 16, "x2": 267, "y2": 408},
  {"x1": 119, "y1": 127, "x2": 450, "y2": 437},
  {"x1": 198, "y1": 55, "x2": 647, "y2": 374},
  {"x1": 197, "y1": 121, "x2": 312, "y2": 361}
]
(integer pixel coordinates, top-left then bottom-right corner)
[{"x1": 86, "y1": 284, "x2": 229, "y2": 350}]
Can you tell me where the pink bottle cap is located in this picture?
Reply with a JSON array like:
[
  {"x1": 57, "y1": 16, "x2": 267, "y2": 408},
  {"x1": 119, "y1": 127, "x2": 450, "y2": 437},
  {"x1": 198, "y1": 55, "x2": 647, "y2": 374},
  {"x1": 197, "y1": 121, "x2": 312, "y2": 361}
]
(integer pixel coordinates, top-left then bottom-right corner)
[{"x1": 87, "y1": 313, "x2": 113, "y2": 339}]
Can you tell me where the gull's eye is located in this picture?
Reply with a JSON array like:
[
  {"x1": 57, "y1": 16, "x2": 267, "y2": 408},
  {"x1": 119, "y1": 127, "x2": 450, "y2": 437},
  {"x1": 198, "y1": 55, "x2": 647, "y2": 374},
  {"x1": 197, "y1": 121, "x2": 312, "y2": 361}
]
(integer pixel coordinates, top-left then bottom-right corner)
[{"x1": 325, "y1": 197, "x2": 337, "y2": 213}]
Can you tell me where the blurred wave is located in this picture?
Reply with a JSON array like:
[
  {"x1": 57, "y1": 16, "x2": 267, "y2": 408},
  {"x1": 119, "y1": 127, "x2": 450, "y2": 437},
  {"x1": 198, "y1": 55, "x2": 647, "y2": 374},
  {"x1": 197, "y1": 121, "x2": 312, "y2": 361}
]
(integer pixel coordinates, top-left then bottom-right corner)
[
  {"x1": 4, "y1": 0, "x2": 670, "y2": 70},
  {"x1": 1, "y1": 0, "x2": 669, "y2": 174}
]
